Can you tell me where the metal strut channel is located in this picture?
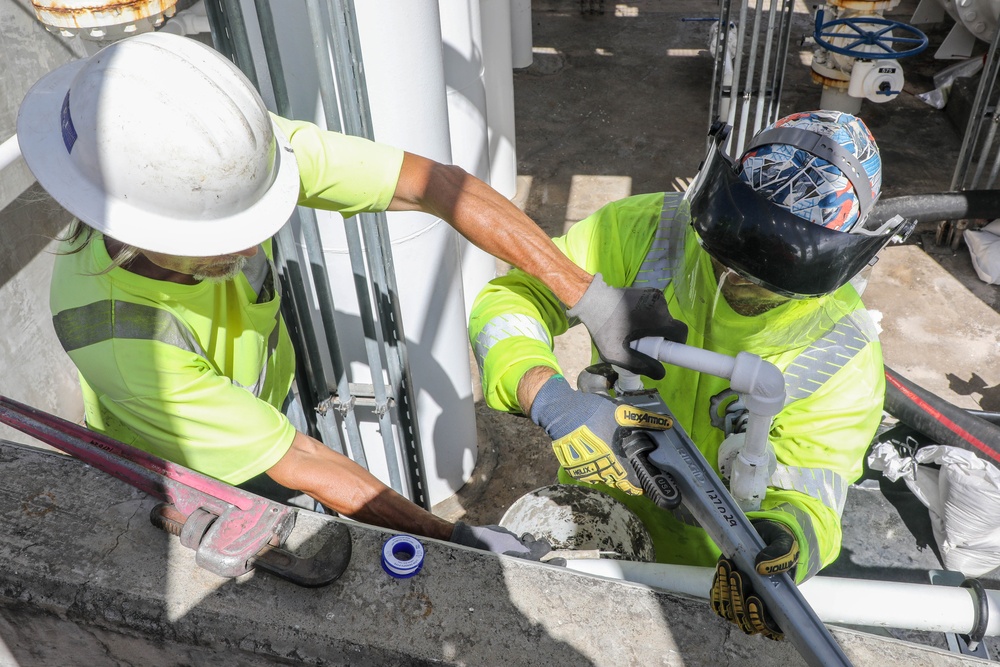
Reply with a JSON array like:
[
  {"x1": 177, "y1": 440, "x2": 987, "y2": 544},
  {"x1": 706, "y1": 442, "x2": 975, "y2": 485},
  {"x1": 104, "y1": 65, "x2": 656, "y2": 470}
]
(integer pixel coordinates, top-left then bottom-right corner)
[{"x1": 203, "y1": 0, "x2": 428, "y2": 507}]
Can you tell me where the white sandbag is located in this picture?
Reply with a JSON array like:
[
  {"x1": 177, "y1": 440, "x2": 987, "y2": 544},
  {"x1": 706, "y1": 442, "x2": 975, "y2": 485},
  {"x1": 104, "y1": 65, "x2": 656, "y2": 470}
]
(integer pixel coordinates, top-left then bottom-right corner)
[
  {"x1": 869, "y1": 441, "x2": 1000, "y2": 577},
  {"x1": 964, "y1": 219, "x2": 1000, "y2": 285}
]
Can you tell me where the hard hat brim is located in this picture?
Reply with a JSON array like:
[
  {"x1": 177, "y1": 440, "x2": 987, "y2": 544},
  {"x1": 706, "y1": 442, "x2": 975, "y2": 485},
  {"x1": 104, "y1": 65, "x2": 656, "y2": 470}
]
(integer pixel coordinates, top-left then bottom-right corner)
[{"x1": 17, "y1": 58, "x2": 301, "y2": 257}]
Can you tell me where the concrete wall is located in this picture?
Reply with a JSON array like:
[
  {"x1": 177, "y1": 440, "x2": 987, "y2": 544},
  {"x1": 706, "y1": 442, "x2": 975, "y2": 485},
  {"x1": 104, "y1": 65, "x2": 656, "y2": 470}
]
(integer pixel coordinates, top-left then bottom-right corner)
[
  {"x1": 0, "y1": 440, "x2": 990, "y2": 667},
  {"x1": 0, "y1": 1, "x2": 87, "y2": 443}
]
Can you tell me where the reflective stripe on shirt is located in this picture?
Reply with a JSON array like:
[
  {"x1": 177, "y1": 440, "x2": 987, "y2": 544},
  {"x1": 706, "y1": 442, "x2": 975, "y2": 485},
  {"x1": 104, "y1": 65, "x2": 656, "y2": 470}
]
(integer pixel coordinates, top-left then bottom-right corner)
[
  {"x1": 631, "y1": 192, "x2": 686, "y2": 292},
  {"x1": 474, "y1": 313, "x2": 551, "y2": 375},
  {"x1": 51, "y1": 253, "x2": 278, "y2": 398},
  {"x1": 783, "y1": 310, "x2": 878, "y2": 405},
  {"x1": 770, "y1": 464, "x2": 848, "y2": 517},
  {"x1": 54, "y1": 300, "x2": 208, "y2": 357}
]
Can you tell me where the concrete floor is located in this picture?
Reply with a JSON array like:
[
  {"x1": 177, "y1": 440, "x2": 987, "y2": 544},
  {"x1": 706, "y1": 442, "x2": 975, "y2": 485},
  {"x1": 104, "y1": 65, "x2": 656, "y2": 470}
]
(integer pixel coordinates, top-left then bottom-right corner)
[{"x1": 436, "y1": 0, "x2": 1000, "y2": 659}]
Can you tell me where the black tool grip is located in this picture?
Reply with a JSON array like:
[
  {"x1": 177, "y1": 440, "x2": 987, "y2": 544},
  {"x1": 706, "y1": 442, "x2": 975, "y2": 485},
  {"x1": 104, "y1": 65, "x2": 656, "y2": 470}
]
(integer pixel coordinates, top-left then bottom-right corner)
[{"x1": 621, "y1": 431, "x2": 681, "y2": 509}]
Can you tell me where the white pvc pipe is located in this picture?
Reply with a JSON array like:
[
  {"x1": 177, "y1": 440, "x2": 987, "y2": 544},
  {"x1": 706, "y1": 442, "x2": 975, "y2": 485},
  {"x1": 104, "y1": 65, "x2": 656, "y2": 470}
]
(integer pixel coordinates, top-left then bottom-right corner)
[
  {"x1": 509, "y1": 0, "x2": 533, "y2": 68},
  {"x1": 633, "y1": 337, "x2": 737, "y2": 380},
  {"x1": 0, "y1": 134, "x2": 22, "y2": 173},
  {"x1": 565, "y1": 559, "x2": 1000, "y2": 636},
  {"x1": 439, "y1": 1, "x2": 499, "y2": 317},
  {"x1": 479, "y1": 0, "x2": 518, "y2": 198},
  {"x1": 347, "y1": 0, "x2": 479, "y2": 506},
  {"x1": 158, "y1": 0, "x2": 210, "y2": 36},
  {"x1": 629, "y1": 337, "x2": 789, "y2": 511}
]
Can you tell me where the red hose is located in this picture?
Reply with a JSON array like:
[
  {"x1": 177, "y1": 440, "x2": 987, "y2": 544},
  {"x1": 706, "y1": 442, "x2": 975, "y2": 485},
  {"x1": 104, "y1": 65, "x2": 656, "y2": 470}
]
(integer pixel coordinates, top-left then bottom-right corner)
[{"x1": 883, "y1": 367, "x2": 1000, "y2": 466}]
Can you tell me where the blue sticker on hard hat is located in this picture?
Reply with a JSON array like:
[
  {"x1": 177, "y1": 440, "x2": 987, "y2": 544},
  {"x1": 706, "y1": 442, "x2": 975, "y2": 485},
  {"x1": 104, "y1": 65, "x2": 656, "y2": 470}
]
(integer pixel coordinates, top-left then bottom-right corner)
[{"x1": 61, "y1": 91, "x2": 77, "y2": 154}]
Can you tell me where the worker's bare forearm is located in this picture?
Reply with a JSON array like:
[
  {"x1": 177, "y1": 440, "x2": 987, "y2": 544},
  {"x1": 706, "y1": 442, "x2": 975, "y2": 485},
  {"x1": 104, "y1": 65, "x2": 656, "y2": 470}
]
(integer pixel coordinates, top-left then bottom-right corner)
[
  {"x1": 517, "y1": 366, "x2": 560, "y2": 415},
  {"x1": 390, "y1": 153, "x2": 593, "y2": 306},
  {"x1": 266, "y1": 432, "x2": 453, "y2": 541}
]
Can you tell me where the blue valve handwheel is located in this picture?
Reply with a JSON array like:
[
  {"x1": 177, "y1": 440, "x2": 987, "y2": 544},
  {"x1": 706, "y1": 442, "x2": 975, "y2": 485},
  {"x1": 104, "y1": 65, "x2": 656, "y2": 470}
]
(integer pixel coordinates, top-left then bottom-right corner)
[{"x1": 814, "y1": 10, "x2": 928, "y2": 59}]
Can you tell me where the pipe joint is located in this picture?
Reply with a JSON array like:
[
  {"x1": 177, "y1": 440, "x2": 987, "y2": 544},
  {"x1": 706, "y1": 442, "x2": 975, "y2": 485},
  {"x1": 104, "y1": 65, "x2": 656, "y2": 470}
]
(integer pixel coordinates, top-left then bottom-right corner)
[{"x1": 731, "y1": 352, "x2": 785, "y2": 417}]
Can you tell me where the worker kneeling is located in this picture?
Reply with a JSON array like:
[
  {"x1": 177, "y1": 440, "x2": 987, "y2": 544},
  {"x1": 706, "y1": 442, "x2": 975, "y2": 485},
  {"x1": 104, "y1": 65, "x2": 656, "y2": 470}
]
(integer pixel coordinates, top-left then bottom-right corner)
[{"x1": 470, "y1": 110, "x2": 908, "y2": 638}]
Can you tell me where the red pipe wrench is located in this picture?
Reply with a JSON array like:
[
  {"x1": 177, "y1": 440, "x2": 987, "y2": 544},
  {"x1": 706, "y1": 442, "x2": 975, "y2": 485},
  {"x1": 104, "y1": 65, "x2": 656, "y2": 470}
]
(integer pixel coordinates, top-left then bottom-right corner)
[{"x1": 0, "y1": 395, "x2": 350, "y2": 587}]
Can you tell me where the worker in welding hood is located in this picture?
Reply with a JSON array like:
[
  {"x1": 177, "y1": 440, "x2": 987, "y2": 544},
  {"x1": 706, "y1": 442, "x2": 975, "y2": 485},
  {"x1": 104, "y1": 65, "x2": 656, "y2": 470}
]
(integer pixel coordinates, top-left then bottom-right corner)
[
  {"x1": 470, "y1": 110, "x2": 909, "y2": 634},
  {"x1": 17, "y1": 32, "x2": 685, "y2": 560}
]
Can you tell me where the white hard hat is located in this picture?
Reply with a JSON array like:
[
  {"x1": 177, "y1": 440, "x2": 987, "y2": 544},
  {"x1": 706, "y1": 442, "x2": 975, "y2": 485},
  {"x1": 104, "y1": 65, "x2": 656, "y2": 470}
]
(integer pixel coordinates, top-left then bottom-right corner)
[{"x1": 16, "y1": 32, "x2": 300, "y2": 256}]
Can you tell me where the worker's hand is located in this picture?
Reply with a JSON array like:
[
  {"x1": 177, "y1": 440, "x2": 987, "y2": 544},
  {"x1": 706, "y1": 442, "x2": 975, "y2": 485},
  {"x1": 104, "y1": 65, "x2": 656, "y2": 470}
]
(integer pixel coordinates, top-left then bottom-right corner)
[
  {"x1": 528, "y1": 374, "x2": 672, "y2": 495},
  {"x1": 567, "y1": 273, "x2": 688, "y2": 381},
  {"x1": 450, "y1": 522, "x2": 552, "y2": 560},
  {"x1": 710, "y1": 520, "x2": 799, "y2": 641}
]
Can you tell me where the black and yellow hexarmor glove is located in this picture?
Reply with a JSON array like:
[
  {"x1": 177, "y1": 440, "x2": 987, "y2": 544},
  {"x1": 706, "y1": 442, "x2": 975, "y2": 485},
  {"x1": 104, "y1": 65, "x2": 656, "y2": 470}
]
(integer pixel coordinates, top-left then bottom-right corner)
[
  {"x1": 528, "y1": 374, "x2": 672, "y2": 495},
  {"x1": 710, "y1": 520, "x2": 799, "y2": 641}
]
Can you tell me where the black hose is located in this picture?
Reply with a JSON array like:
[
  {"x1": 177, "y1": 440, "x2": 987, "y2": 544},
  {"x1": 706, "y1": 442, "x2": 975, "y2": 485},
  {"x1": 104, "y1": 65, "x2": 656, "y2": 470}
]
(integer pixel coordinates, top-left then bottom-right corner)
[
  {"x1": 967, "y1": 409, "x2": 1000, "y2": 426},
  {"x1": 869, "y1": 191, "x2": 1000, "y2": 227},
  {"x1": 883, "y1": 366, "x2": 1000, "y2": 466}
]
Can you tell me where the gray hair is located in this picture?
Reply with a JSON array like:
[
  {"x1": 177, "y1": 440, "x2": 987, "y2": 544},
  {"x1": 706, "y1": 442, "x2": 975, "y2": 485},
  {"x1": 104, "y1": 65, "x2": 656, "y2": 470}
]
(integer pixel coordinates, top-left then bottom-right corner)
[{"x1": 62, "y1": 221, "x2": 142, "y2": 273}]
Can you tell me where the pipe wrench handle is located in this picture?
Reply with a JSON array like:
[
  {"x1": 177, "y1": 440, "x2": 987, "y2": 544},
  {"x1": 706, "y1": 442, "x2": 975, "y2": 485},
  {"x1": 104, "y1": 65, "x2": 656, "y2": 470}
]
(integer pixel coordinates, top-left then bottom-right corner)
[{"x1": 621, "y1": 431, "x2": 681, "y2": 510}]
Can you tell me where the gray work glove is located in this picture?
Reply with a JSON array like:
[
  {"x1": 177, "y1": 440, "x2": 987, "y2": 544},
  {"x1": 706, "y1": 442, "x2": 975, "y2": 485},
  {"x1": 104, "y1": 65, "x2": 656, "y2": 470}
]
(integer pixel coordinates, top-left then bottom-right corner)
[
  {"x1": 568, "y1": 274, "x2": 688, "y2": 381},
  {"x1": 450, "y1": 522, "x2": 552, "y2": 560}
]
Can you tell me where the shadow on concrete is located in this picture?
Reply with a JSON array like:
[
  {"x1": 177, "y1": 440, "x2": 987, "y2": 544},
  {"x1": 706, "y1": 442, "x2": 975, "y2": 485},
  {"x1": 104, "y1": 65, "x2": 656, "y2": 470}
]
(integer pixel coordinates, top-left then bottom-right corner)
[
  {"x1": 947, "y1": 372, "x2": 1000, "y2": 411},
  {"x1": 0, "y1": 185, "x2": 73, "y2": 291}
]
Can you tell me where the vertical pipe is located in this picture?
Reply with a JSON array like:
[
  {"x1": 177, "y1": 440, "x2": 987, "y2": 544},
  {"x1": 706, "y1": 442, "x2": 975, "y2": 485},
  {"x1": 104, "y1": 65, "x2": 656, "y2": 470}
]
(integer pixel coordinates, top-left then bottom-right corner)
[
  {"x1": 480, "y1": 0, "x2": 518, "y2": 199},
  {"x1": 734, "y1": 0, "x2": 764, "y2": 157},
  {"x1": 768, "y1": 0, "x2": 793, "y2": 124},
  {"x1": 202, "y1": 0, "x2": 236, "y2": 62},
  {"x1": 350, "y1": 0, "x2": 480, "y2": 507},
  {"x1": 985, "y1": 123, "x2": 1000, "y2": 189},
  {"x1": 439, "y1": 1, "x2": 498, "y2": 316},
  {"x1": 951, "y1": 20, "x2": 1000, "y2": 190},
  {"x1": 218, "y1": 0, "x2": 259, "y2": 89},
  {"x1": 970, "y1": 116, "x2": 1000, "y2": 189},
  {"x1": 709, "y1": 0, "x2": 734, "y2": 146},
  {"x1": 751, "y1": 0, "x2": 779, "y2": 138},
  {"x1": 724, "y1": 0, "x2": 750, "y2": 156},
  {"x1": 509, "y1": 0, "x2": 533, "y2": 68}
]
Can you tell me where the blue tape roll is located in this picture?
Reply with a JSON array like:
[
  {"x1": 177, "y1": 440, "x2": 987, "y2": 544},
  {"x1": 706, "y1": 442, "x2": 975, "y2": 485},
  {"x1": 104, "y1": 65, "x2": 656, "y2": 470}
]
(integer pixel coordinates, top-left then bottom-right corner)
[{"x1": 381, "y1": 535, "x2": 425, "y2": 578}]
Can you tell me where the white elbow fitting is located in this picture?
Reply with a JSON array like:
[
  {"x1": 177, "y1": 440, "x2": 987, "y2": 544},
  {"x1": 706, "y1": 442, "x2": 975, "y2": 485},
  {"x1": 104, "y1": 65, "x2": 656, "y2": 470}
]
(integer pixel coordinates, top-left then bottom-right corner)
[{"x1": 730, "y1": 352, "x2": 785, "y2": 418}]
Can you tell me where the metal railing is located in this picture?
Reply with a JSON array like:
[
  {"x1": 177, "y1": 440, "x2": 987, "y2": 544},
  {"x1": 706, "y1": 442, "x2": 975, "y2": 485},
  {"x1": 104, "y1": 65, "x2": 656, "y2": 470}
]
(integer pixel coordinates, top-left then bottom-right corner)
[
  {"x1": 709, "y1": 0, "x2": 796, "y2": 157},
  {"x1": 935, "y1": 20, "x2": 1000, "y2": 248}
]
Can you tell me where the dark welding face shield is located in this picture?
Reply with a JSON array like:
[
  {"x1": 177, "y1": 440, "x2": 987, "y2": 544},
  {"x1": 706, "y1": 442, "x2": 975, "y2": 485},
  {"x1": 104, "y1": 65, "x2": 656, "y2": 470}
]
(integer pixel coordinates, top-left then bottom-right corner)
[{"x1": 686, "y1": 124, "x2": 913, "y2": 299}]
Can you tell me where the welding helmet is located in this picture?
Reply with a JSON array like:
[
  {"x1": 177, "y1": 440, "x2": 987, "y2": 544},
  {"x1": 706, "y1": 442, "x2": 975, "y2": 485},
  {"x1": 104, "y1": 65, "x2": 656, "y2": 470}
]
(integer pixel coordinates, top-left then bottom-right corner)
[
  {"x1": 16, "y1": 32, "x2": 300, "y2": 257},
  {"x1": 686, "y1": 110, "x2": 909, "y2": 299},
  {"x1": 669, "y1": 112, "x2": 910, "y2": 354}
]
